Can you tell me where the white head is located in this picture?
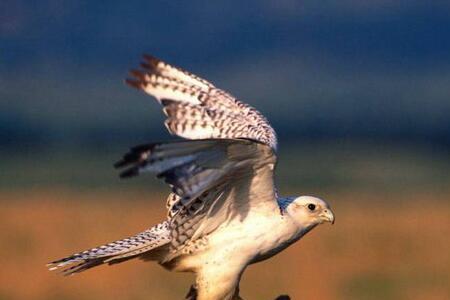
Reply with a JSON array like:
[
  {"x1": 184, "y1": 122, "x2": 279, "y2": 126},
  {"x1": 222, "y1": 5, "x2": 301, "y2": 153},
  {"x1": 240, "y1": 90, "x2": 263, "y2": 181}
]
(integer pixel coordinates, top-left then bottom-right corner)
[{"x1": 280, "y1": 195, "x2": 335, "y2": 227}]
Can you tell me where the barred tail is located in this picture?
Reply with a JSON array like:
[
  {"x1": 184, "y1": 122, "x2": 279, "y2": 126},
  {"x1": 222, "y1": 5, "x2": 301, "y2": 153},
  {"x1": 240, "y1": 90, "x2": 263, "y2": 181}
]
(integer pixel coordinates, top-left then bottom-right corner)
[{"x1": 47, "y1": 221, "x2": 170, "y2": 276}]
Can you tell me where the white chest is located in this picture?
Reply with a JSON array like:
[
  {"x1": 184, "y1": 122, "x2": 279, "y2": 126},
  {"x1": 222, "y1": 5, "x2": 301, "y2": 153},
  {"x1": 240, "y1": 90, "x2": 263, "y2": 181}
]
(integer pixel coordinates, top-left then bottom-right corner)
[{"x1": 177, "y1": 212, "x2": 299, "y2": 272}]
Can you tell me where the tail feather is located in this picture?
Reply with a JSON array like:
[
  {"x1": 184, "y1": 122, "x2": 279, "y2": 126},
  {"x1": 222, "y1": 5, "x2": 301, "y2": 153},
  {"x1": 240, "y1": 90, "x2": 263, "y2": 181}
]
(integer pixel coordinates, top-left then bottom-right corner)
[{"x1": 47, "y1": 221, "x2": 170, "y2": 276}]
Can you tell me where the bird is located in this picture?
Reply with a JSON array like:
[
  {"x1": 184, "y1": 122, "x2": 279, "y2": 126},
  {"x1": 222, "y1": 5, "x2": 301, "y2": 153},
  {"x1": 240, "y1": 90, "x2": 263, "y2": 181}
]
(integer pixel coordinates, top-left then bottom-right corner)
[{"x1": 47, "y1": 54, "x2": 335, "y2": 300}]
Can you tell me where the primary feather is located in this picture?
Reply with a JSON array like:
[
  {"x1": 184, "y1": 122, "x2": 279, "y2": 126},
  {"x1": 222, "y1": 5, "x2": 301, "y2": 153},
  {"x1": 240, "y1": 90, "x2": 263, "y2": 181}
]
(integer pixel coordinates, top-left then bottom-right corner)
[{"x1": 126, "y1": 54, "x2": 277, "y2": 149}]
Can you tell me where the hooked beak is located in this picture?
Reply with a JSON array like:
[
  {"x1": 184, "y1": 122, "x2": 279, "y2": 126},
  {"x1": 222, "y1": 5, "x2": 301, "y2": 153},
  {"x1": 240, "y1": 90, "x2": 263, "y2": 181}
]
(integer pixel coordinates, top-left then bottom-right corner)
[{"x1": 320, "y1": 209, "x2": 335, "y2": 225}]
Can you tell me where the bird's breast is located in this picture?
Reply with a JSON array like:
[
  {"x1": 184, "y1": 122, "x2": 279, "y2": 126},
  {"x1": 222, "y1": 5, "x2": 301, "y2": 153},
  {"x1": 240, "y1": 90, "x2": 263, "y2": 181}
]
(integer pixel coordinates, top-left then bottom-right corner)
[
  {"x1": 209, "y1": 213, "x2": 298, "y2": 263},
  {"x1": 172, "y1": 212, "x2": 300, "y2": 272}
]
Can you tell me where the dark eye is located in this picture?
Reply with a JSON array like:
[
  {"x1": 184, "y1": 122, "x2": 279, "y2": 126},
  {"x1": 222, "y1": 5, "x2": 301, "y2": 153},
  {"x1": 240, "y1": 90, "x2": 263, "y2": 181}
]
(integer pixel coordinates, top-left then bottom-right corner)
[{"x1": 307, "y1": 204, "x2": 316, "y2": 211}]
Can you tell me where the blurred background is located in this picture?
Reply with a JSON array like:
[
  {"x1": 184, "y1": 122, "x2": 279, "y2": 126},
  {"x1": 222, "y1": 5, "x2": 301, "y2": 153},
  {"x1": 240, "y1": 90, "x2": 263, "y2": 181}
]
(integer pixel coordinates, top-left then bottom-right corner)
[{"x1": 1, "y1": 1, "x2": 449, "y2": 299}]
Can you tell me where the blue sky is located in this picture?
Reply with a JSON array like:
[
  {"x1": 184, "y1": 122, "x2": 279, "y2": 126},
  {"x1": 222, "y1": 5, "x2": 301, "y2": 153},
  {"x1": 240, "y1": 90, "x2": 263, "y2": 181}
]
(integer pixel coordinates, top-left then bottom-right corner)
[{"x1": 1, "y1": 1, "x2": 450, "y2": 148}]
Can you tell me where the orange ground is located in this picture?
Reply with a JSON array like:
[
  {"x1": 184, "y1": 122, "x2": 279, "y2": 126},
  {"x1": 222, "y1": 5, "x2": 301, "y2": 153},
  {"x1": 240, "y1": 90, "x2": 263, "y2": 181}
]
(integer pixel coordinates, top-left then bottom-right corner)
[{"x1": 0, "y1": 190, "x2": 449, "y2": 300}]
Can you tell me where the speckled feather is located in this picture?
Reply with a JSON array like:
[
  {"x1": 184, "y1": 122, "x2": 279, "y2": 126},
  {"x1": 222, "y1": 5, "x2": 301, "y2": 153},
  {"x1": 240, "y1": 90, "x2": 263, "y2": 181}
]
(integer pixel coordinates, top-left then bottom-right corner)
[
  {"x1": 126, "y1": 54, "x2": 277, "y2": 150},
  {"x1": 114, "y1": 139, "x2": 277, "y2": 254},
  {"x1": 47, "y1": 221, "x2": 170, "y2": 275}
]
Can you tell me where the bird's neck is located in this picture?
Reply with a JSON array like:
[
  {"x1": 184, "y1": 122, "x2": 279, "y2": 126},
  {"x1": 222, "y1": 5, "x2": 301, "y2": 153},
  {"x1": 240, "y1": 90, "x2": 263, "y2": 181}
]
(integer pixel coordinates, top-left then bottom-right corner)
[
  {"x1": 281, "y1": 214, "x2": 317, "y2": 243},
  {"x1": 276, "y1": 196, "x2": 297, "y2": 212}
]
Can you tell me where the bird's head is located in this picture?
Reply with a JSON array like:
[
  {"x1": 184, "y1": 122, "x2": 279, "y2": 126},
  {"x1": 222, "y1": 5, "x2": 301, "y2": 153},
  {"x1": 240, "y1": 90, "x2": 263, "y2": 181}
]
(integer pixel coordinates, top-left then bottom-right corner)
[{"x1": 282, "y1": 195, "x2": 335, "y2": 227}]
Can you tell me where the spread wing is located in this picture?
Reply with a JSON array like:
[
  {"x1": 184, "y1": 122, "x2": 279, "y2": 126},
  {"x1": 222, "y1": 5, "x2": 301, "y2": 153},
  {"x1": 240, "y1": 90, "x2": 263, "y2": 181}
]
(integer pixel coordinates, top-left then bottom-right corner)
[
  {"x1": 119, "y1": 55, "x2": 280, "y2": 251},
  {"x1": 115, "y1": 139, "x2": 278, "y2": 250},
  {"x1": 126, "y1": 54, "x2": 277, "y2": 149}
]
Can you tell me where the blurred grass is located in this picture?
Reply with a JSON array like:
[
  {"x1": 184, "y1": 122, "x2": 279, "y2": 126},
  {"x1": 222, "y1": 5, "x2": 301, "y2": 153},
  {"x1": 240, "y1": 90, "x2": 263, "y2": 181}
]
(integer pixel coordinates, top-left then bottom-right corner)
[
  {"x1": 0, "y1": 142, "x2": 449, "y2": 299},
  {"x1": 1, "y1": 142, "x2": 449, "y2": 194},
  {"x1": 0, "y1": 190, "x2": 448, "y2": 300}
]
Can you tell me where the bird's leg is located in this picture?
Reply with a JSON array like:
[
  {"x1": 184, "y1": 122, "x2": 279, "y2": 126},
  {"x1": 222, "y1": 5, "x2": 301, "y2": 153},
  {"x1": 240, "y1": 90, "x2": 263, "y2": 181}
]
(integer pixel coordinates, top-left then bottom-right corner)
[{"x1": 185, "y1": 284, "x2": 198, "y2": 300}]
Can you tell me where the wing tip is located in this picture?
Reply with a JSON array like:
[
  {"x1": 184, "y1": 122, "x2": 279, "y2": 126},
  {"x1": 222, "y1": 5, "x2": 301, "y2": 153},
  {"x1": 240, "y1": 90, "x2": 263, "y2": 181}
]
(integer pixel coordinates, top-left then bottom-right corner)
[
  {"x1": 142, "y1": 53, "x2": 160, "y2": 66},
  {"x1": 129, "y1": 69, "x2": 146, "y2": 80},
  {"x1": 114, "y1": 144, "x2": 153, "y2": 166},
  {"x1": 113, "y1": 159, "x2": 126, "y2": 169},
  {"x1": 125, "y1": 78, "x2": 143, "y2": 89},
  {"x1": 140, "y1": 62, "x2": 152, "y2": 70},
  {"x1": 119, "y1": 167, "x2": 139, "y2": 178}
]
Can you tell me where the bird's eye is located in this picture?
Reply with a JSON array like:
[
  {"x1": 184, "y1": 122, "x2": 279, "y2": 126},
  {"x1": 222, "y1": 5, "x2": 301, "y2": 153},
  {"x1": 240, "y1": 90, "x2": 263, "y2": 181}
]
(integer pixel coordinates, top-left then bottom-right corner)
[{"x1": 307, "y1": 204, "x2": 316, "y2": 211}]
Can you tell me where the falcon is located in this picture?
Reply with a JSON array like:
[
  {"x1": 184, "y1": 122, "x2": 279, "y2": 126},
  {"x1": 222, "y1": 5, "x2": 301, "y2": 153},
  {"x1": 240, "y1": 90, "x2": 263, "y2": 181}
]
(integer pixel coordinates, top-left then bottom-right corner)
[{"x1": 48, "y1": 54, "x2": 335, "y2": 300}]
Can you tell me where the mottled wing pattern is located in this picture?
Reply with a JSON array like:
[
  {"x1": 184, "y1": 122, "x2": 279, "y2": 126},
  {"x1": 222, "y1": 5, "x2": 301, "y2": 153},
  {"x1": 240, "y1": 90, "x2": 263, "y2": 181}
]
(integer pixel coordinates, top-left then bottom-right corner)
[
  {"x1": 115, "y1": 55, "x2": 280, "y2": 255},
  {"x1": 126, "y1": 54, "x2": 277, "y2": 149},
  {"x1": 47, "y1": 55, "x2": 281, "y2": 276},
  {"x1": 167, "y1": 185, "x2": 229, "y2": 250},
  {"x1": 139, "y1": 54, "x2": 213, "y2": 90},
  {"x1": 47, "y1": 221, "x2": 170, "y2": 275},
  {"x1": 115, "y1": 139, "x2": 278, "y2": 250}
]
